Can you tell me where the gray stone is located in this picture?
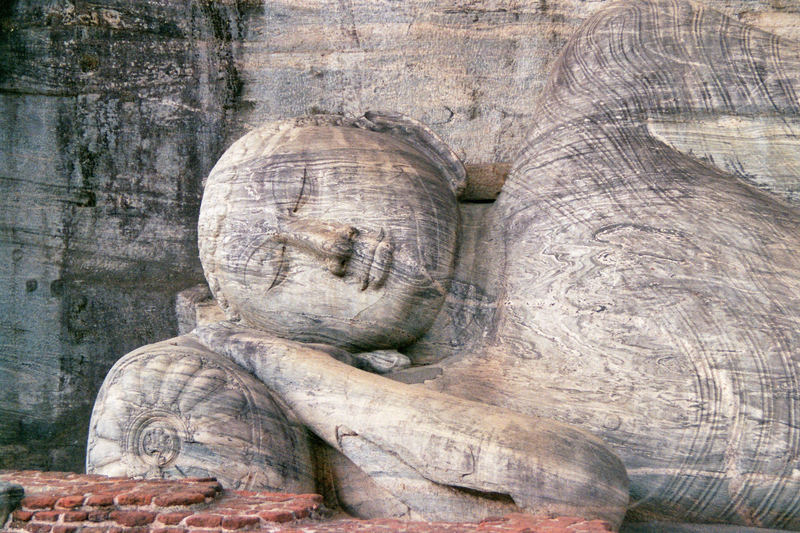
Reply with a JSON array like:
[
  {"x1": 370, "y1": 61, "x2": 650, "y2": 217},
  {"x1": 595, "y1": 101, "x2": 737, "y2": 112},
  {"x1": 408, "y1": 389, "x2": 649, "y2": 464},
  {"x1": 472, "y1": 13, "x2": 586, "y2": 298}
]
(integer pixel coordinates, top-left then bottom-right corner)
[
  {"x1": 1, "y1": 0, "x2": 235, "y2": 471},
  {"x1": 93, "y1": 113, "x2": 631, "y2": 527},
  {"x1": 3, "y1": 0, "x2": 800, "y2": 522},
  {"x1": 0, "y1": 482, "x2": 23, "y2": 528}
]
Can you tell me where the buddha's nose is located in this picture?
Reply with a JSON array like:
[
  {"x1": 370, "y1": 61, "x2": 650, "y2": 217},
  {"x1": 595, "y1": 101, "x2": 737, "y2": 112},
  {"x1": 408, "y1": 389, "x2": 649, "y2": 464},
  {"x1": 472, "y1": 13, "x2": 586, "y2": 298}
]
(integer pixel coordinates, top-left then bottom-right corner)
[{"x1": 277, "y1": 219, "x2": 357, "y2": 276}]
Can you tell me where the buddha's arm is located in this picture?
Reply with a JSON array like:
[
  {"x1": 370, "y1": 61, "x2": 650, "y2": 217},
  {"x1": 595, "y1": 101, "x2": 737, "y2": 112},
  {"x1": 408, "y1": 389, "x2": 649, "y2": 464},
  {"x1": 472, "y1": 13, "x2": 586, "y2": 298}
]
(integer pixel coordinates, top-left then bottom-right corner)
[{"x1": 195, "y1": 321, "x2": 629, "y2": 528}]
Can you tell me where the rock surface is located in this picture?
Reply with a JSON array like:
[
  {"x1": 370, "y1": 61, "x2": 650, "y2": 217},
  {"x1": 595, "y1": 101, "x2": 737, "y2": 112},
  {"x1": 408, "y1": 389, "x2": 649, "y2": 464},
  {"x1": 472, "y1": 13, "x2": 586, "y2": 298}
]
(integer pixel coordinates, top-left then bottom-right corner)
[
  {"x1": 125, "y1": 0, "x2": 800, "y2": 527},
  {"x1": 1, "y1": 0, "x2": 235, "y2": 471},
  {"x1": 431, "y1": 0, "x2": 800, "y2": 528},
  {"x1": 2, "y1": 0, "x2": 800, "y2": 476},
  {"x1": 0, "y1": 481, "x2": 24, "y2": 528},
  {"x1": 191, "y1": 322, "x2": 629, "y2": 526}
]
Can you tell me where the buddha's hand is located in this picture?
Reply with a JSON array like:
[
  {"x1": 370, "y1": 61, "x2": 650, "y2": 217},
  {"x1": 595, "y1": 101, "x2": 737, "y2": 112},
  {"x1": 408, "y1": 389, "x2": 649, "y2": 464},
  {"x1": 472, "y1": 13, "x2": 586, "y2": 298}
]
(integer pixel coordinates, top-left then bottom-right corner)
[
  {"x1": 194, "y1": 321, "x2": 410, "y2": 375},
  {"x1": 194, "y1": 320, "x2": 353, "y2": 367}
]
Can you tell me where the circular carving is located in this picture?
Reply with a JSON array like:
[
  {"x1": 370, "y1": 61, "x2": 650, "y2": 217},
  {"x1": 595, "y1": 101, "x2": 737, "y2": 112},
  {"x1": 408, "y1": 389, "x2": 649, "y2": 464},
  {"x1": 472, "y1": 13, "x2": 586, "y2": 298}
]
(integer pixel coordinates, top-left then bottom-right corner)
[
  {"x1": 87, "y1": 339, "x2": 316, "y2": 492},
  {"x1": 127, "y1": 412, "x2": 184, "y2": 468}
]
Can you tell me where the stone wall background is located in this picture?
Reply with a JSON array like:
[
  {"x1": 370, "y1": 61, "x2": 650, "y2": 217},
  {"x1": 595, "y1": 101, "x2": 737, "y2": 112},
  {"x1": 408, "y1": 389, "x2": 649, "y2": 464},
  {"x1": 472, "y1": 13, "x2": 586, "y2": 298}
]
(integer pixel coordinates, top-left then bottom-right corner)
[{"x1": 2, "y1": 0, "x2": 799, "y2": 472}]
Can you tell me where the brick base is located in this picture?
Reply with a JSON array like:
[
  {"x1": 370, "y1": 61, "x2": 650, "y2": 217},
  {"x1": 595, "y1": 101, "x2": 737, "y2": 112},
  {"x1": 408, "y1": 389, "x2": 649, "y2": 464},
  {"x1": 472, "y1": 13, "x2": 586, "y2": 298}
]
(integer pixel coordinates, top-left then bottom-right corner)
[{"x1": 0, "y1": 471, "x2": 613, "y2": 533}]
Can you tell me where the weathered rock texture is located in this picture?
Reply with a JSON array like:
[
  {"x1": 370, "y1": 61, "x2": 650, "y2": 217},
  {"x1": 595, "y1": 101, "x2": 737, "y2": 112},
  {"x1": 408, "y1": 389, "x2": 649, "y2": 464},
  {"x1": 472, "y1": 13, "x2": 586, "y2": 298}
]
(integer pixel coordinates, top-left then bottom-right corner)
[
  {"x1": 197, "y1": 113, "x2": 465, "y2": 352},
  {"x1": 196, "y1": 322, "x2": 629, "y2": 526},
  {"x1": 2, "y1": 0, "x2": 800, "y2": 491},
  {"x1": 90, "y1": 0, "x2": 800, "y2": 529},
  {"x1": 0, "y1": 0, "x2": 239, "y2": 470},
  {"x1": 430, "y1": 0, "x2": 800, "y2": 529},
  {"x1": 91, "y1": 113, "x2": 631, "y2": 526}
]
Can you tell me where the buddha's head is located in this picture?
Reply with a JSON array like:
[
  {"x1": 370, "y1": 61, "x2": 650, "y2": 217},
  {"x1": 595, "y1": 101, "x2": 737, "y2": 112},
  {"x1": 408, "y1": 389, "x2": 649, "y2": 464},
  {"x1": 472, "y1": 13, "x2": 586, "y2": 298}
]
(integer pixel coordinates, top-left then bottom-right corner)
[{"x1": 198, "y1": 113, "x2": 465, "y2": 351}]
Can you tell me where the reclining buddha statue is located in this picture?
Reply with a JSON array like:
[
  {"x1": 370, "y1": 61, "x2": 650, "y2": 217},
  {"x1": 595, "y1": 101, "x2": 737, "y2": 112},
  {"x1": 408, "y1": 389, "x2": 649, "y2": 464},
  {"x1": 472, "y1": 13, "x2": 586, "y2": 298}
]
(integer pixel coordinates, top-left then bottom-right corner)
[{"x1": 88, "y1": 0, "x2": 800, "y2": 529}]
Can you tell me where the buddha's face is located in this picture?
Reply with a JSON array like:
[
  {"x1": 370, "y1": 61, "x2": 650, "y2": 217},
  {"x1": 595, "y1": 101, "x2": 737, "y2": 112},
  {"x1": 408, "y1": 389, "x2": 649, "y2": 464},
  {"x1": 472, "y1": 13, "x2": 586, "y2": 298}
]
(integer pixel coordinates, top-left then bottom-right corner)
[{"x1": 199, "y1": 124, "x2": 459, "y2": 351}]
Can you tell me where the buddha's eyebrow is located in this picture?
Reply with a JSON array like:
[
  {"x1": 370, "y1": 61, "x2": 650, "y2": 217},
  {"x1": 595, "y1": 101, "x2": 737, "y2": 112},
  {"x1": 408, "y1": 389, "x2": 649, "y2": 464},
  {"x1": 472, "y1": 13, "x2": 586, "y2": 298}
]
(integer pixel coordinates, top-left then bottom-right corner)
[{"x1": 291, "y1": 167, "x2": 309, "y2": 214}]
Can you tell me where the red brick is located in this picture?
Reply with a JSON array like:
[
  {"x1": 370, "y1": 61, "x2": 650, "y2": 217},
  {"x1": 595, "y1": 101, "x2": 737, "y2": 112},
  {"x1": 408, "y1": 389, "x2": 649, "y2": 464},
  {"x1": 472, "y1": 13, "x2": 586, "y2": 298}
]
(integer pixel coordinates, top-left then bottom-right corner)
[
  {"x1": 87, "y1": 510, "x2": 109, "y2": 522},
  {"x1": 82, "y1": 528, "x2": 122, "y2": 533},
  {"x1": 548, "y1": 517, "x2": 581, "y2": 526},
  {"x1": 61, "y1": 510, "x2": 88, "y2": 522},
  {"x1": 287, "y1": 501, "x2": 317, "y2": 515},
  {"x1": 116, "y1": 491, "x2": 153, "y2": 505},
  {"x1": 221, "y1": 515, "x2": 261, "y2": 529},
  {"x1": 296, "y1": 493, "x2": 324, "y2": 505},
  {"x1": 153, "y1": 529, "x2": 187, "y2": 533},
  {"x1": 21, "y1": 494, "x2": 59, "y2": 509},
  {"x1": 55, "y1": 495, "x2": 85, "y2": 509},
  {"x1": 85, "y1": 493, "x2": 115, "y2": 506},
  {"x1": 185, "y1": 513, "x2": 222, "y2": 528},
  {"x1": 33, "y1": 511, "x2": 61, "y2": 522},
  {"x1": 81, "y1": 474, "x2": 110, "y2": 481},
  {"x1": 24, "y1": 524, "x2": 51, "y2": 533},
  {"x1": 52, "y1": 526, "x2": 78, "y2": 533},
  {"x1": 124, "y1": 528, "x2": 152, "y2": 533},
  {"x1": 258, "y1": 509, "x2": 294, "y2": 523},
  {"x1": 153, "y1": 491, "x2": 206, "y2": 507},
  {"x1": 109, "y1": 510, "x2": 157, "y2": 527},
  {"x1": 212, "y1": 508, "x2": 241, "y2": 515},
  {"x1": 215, "y1": 502, "x2": 258, "y2": 511},
  {"x1": 255, "y1": 492, "x2": 293, "y2": 502},
  {"x1": 12, "y1": 510, "x2": 34, "y2": 521},
  {"x1": 291, "y1": 507, "x2": 310, "y2": 519},
  {"x1": 157, "y1": 511, "x2": 191, "y2": 525},
  {"x1": 105, "y1": 481, "x2": 139, "y2": 491},
  {"x1": 195, "y1": 485, "x2": 221, "y2": 497}
]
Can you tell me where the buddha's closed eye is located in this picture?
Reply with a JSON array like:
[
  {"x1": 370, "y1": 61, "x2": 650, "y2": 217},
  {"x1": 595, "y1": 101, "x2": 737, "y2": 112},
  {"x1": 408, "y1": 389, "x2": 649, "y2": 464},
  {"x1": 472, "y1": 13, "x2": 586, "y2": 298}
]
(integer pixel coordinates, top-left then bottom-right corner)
[
  {"x1": 267, "y1": 243, "x2": 287, "y2": 291},
  {"x1": 290, "y1": 168, "x2": 309, "y2": 214}
]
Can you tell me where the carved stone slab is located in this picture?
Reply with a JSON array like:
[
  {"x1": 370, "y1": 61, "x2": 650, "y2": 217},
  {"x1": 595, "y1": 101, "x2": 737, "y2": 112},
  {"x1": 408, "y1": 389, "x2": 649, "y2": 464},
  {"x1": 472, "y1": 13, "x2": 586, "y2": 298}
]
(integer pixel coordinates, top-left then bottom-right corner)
[{"x1": 87, "y1": 335, "x2": 315, "y2": 493}]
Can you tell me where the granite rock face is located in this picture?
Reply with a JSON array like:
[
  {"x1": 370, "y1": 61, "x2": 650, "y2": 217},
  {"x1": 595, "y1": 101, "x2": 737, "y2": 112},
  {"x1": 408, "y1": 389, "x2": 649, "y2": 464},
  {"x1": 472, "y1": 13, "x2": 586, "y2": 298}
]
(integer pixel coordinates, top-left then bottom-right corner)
[
  {"x1": 0, "y1": 0, "x2": 241, "y2": 470},
  {"x1": 2, "y1": 0, "x2": 800, "y2": 474}
]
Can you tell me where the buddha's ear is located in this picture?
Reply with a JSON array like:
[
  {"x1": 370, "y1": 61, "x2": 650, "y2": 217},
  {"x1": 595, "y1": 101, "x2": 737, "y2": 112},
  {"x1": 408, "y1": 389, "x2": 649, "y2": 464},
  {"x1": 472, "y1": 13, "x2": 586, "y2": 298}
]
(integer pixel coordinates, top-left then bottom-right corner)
[{"x1": 358, "y1": 111, "x2": 467, "y2": 200}]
